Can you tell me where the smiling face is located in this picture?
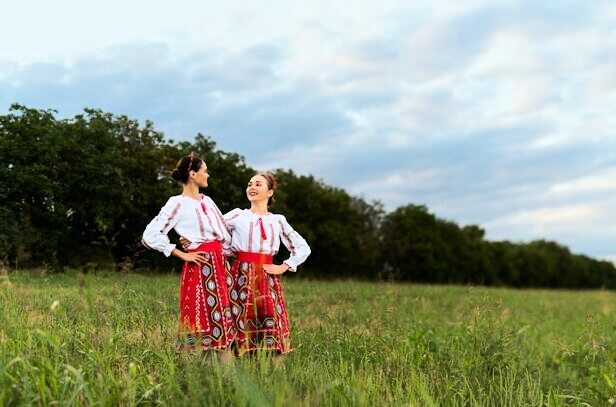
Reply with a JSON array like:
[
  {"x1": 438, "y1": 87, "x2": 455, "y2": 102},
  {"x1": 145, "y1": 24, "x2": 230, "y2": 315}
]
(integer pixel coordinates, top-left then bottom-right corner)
[{"x1": 246, "y1": 174, "x2": 273, "y2": 204}]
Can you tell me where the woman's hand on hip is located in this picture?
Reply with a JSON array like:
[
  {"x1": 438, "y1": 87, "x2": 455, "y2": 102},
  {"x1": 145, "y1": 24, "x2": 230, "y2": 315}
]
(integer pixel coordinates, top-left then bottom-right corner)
[
  {"x1": 176, "y1": 250, "x2": 208, "y2": 265},
  {"x1": 179, "y1": 236, "x2": 192, "y2": 250},
  {"x1": 263, "y1": 263, "x2": 289, "y2": 275}
]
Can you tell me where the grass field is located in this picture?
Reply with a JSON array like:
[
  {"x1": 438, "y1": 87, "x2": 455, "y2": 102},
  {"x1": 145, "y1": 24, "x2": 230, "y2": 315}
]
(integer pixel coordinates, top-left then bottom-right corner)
[{"x1": 0, "y1": 270, "x2": 614, "y2": 406}]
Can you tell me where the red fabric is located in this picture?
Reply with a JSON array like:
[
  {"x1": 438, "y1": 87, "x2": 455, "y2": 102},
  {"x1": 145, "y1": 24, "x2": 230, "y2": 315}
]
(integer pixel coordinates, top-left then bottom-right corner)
[
  {"x1": 229, "y1": 251, "x2": 292, "y2": 354},
  {"x1": 256, "y1": 218, "x2": 267, "y2": 240},
  {"x1": 176, "y1": 241, "x2": 235, "y2": 352},
  {"x1": 236, "y1": 251, "x2": 273, "y2": 264},
  {"x1": 198, "y1": 194, "x2": 208, "y2": 215}
]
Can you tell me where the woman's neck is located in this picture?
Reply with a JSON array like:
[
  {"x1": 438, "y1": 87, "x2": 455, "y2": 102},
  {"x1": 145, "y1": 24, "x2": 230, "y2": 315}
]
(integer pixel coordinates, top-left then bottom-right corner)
[
  {"x1": 250, "y1": 202, "x2": 269, "y2": 215},
  {"x1": 182, "y1": 184, "x2": 200, "y2": 199}
]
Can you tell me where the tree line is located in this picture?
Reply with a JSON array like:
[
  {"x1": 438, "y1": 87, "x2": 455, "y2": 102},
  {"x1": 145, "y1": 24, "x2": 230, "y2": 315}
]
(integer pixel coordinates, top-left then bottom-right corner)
[{"x1": 1, "y1": 104, "x2": 614, "y2": 288}]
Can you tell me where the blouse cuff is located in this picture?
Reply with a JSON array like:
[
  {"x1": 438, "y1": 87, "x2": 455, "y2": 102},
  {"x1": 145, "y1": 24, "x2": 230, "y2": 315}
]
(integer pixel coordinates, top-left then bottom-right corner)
[
  {"x1": 163, "y1": 243, "x2": 176, "y2": 257},
  {"x1": 284, "y1": 259, "x2": 298, "y2": 272}
]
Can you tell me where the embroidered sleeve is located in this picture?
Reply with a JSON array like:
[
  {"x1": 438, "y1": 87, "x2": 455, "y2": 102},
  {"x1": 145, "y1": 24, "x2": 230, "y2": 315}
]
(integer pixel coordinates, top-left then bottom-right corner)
[
  {"x1": 223, "y1": 208, "x2": 242, "y2": 232},
  {"x1": 278, "y1": 215, "x2": 311, "y2": 272},
  {"x1": 142, "y1": 197, "x2": 182, "y2": 257}
]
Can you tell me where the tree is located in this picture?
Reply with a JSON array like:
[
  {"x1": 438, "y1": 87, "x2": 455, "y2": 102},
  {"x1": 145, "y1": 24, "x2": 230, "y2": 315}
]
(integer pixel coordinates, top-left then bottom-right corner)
[
  {"x1": 270, "y1": 170, "x2": 384, "y2": 278},
  {"x1": 1, "y1": 104, "x2": 614, "y2": 289}
]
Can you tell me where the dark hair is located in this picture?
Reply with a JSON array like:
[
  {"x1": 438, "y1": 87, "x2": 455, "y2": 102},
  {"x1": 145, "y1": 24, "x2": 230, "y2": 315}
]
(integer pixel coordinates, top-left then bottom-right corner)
[
  {"x1": 172, "y1": 153, "x2": 203, "y2": 184},
  {"x1": 257, "y1": 172, "x2": 276, "y2": 206}
]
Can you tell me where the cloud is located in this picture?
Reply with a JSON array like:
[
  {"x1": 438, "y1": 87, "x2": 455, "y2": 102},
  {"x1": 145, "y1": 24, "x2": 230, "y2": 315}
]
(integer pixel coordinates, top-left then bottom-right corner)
[
  {"x1": 549, "y1": 170, "x2": 616, "y2": 197},
  {"x1": 487, "y1": 204, "x2": 601, "y2": 232}
]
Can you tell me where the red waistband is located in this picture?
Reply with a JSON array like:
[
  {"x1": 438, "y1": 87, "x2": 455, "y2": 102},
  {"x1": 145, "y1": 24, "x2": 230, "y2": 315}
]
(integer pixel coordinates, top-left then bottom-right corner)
[
  {"x1": 236, "y1": 251, "x2": 273, "y2": 264},
  {"x1": 188, "y1": 240, "x2": 222, "y2": 252}
]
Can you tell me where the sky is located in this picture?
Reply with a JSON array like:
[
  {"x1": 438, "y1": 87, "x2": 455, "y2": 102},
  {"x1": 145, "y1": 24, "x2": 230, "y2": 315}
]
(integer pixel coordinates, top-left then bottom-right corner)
[{"x1": 1, "y1": 0, "x2": 615, "y2": 262}]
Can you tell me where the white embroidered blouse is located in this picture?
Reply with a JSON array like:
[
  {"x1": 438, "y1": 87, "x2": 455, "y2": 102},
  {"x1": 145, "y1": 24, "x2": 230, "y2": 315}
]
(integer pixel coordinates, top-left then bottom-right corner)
[
  {"x1": 224, "y1": 208, "x2": 311, "y2": 271},
  {"x1": 142, "y1": 194, "x2": 231, "y2": 257}
]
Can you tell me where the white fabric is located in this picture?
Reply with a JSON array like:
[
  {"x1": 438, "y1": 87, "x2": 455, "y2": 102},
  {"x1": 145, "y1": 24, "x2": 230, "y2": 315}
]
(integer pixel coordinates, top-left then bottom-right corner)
[
  {"x1": 224, "y1": 208, "x2": 311, "y2": 271},
  {"x1": 142, "y1": 194, "x2": 231, "y2": 257}
]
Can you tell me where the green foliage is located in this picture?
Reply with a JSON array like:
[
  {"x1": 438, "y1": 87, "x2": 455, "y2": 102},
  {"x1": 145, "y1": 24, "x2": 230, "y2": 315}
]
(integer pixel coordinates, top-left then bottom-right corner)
[
  {"x1": 381, "y1": 204, "x2": 616, "y2": 288},
  {"x1": 270, "y1": 170, "x2": 384, "y2": 278},
  {"x1": 1, "y1": 104, "x2": 615, "y2": 288},
  {"x1": 1, "y1": 273, "x2": 614, "y2": 405},
  {"x1": 0, "y1": 105, "x2": 183, "y2": 271},
  {"x1": 0, "y1": 105, "x2": 63, "y2": 268}
]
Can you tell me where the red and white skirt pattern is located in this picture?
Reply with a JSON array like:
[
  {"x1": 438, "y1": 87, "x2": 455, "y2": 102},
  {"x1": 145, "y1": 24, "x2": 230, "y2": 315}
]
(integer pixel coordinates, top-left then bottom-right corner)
[
  {"x1": 176, "y1": 241, "x2": 235, "y2": 352},
  {"x1": 230, "y1": 252, "x2": 292, "y2": 354}
]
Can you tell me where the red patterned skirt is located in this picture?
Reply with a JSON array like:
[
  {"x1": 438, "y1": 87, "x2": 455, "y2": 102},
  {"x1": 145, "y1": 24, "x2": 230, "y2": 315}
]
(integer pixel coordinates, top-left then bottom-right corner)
[
  {"x1": 176, "y1": 241, "x2": 235, "y2": 352},
  {"x1": 229, "y1": 252, "x2": 292, "y2": 354}
]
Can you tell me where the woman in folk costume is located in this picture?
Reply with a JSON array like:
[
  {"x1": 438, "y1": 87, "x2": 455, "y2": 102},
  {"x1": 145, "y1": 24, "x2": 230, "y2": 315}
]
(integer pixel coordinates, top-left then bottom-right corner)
[
  {"x1": 225, "y1": 172, "x2": 311, "y2": 354},
  {"x1": 142, "y1": 153, "x2": 235, "y2": 353}
]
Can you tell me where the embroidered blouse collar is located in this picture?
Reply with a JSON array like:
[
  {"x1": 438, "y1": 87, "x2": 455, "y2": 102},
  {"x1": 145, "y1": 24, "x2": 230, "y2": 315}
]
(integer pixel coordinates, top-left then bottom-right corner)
[{"x1": 247, "y1": 208, "x2": 271, "y2": 216}]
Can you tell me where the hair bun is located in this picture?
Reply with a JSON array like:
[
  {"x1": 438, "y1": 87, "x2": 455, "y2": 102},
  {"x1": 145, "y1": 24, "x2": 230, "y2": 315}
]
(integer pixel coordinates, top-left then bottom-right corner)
[{"x1": 172, "y1": 154, "x2": 203, "y2": 184}]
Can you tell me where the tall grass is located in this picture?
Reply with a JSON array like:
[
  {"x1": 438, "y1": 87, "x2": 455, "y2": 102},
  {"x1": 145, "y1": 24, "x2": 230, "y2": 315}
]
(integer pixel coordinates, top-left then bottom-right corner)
[{"x1": 0, "y1": 271, "x2": 614, "y2": 406}]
